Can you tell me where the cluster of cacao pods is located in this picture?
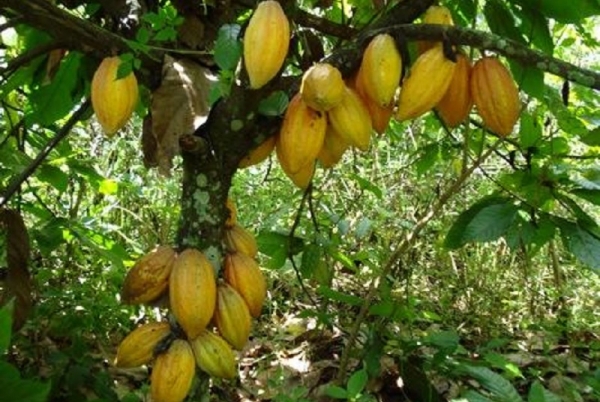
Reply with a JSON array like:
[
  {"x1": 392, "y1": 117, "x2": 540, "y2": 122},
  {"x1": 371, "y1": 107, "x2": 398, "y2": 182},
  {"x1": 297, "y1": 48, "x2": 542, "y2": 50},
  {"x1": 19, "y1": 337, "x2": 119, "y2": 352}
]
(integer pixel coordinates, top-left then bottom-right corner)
[
  {"x1": 115, "y1": 198, "x2": 266, "y2": 402},
  {"x1": 239, "y1": 4, "x2": 521, "y2": 188}
]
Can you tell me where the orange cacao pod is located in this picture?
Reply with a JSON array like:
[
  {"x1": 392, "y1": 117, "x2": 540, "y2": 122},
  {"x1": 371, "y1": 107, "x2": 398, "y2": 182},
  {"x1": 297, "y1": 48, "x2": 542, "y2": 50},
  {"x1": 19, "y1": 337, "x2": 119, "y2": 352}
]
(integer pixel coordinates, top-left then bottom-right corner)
[
  {"x1": 150, "y1": 339, "x2": 196, "y2": 402},
  {"x1": 190, "y1": 330, "x2": 237, "y2": 379},
  {"x1": 359, "y1": 34, "x2": 402, "y2": 107},
  {"x1": 318, "y1": 125, "x2": 349, "y2": 168},
  {"x1": 169, "y1": 249, "x2": 217, "y2": 339},
  {"x1": 214, "y1": 283, "x2": 252, "y2": 350},
  {"x1": 114, "y1": 321, "x2": 171, "y2": 368},
  {"x1": 243, "y1": 1, "x2": 290, "y2": 89},
  {"x1": 224, "y1": 252, "x2": 267, "y2": 318},
  {"x1": 277, "y1": 93, "x2": 327, "y2": 174},
  {"x1": 91, "y1": 56, "x2": 139, "y2": 136},
  {"x1": 224, "y1": 223, "x2": 258, "y2": 258},
  {"x1": 300, "y1": 63, "x2": 345, "y2": 112},
  {"x1": 436, "y1": 53, "x2": 473, "y2": 128},
  {"x1": 417, "y1": 6, "x2": 454, "y2": 55},
  {"x1": 327, "y1": 86, "x2": 372, "y2": 151},
  {"x1": 121, "y1": 245, "x2": 176, "y2": 305},
  {"x1": 353, "y1": 70, "x2": 393, "y2": 134},
  {"x1": 225, "y1": 198, "x2": 237, "y2": 228},
  {"x1": 239, "y1": 135, "x2": 276, "y2": 168},
  {"x1": 470, "y1": 57, "x2": 520, "y2": 137},
  {"x1": 396, "y1": 45, "x2": 456, "y2": 121}
]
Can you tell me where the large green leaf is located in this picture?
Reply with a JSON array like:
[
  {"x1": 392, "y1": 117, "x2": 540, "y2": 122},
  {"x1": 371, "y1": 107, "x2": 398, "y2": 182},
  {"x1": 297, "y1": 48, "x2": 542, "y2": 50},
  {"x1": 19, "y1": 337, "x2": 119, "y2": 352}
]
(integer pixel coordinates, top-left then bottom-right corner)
[
  {"x1": 0, "y1": 361, "x2": 51, "y2": 402},
  {"x1": 509, "y1": 61, "x2": 545, "y2": 100},
  {"x1": 514, "y1": 5, "x2": 554, "y2": 55},
  {"x1": 460, "y1": 365, "x2": 523, "y2": 402},
  {"x1": 557, "y1": 219, "x2": 600, "y2": 272},
  {"x1": 347, "y1": 368, "x2": 368, "y2": 398},
  {"x1": 484, "y1": 0, "x2": 525, "y2": 44},
  {"x1": 214, "y1": 24, "x2": 242, "y2": 71},
  {"x1": 36, "y1": 164, "x2": 69, "y2": 193},
  {"x1": 256, "y1": 231, "x2": 304, "y2": 269},
  {"x1": 538, "y1": 0, "x2": 600, "y2": 22},
  {"x1": 528, "y1": 381, "x2": 562, "y2": 402}
]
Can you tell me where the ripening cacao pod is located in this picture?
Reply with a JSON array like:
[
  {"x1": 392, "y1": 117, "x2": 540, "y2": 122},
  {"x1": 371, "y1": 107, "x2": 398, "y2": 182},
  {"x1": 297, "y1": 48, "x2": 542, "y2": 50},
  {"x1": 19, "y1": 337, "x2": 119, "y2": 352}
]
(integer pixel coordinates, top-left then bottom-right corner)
[
  {"x1": 353, "y1": 70, "x2": 393, "y2": 135},
  {"x1": 225, "y1": 198, "x2": 237, "y2": 228},
  {"x1": 417, "y1": 5, "x2": 454, "y2": 55},
  {"x1": 318, "y1": 125, "x2": 349, "y2": 168},
  {"x1": 277, "y1": 93, "x2": 327, "y2": 174},
  {"x1": 190, "y1": 330, "x2": 237, "y2": 379},
  {"x1": 121, "y1": 245, "x2": 176, "y2": 305},
  {"x1": 239, "y1": 135, "x2": 276, "y2": 168},
  {"x1": 300, "y1": 63, "x2": 345, "y2": 112},
  {"x1": 436, "y1": 53, "x2": 473, "y2": 128},
  {"x1": 114, "y1": 321, "x2": 171, "y2": 368},
  {"x1": 224, "y1": 223, "x2": 258, "y2": 258},
  {"x1": 224, "y1": 252, "x2": 267, "y2": 318},
  {"x1": 151, "y1": 339, "x2": 196, "y2": 402},
  {"x1": 279, "y1": 154, "x2": 316, "y2": 189},
  {"x1": 470, "y1": 57, "x2": 520, "y2": 137},
  {"x1": 243, "y1": 1, "x2": 290, "y2": 89},
  {"x1": 91, "y1": 56, "x2": 139, "y2": 136},
  {"x1": 214, "y1": 283, "x2": 252, "y2": 350},
  {"x1": 169, "y1": 249, "x2": 217, "y2": 339},
  {"x1": 396, "y1": 45, "x2": 456, "y2": 121},
  {"x1": 359, "y1": 34, "x2": 402, "y2": 107},
  {"x1": 327, "y1": 86, "x2": 372, "y2": 151}
]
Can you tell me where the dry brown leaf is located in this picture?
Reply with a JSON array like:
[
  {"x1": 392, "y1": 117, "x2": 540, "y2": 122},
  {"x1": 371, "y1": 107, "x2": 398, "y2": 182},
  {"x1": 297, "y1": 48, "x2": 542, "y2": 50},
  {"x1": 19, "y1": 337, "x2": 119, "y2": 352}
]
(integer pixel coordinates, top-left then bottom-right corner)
[{"x1": 150, "y1": 55, "x2": 214, "y2": 175}]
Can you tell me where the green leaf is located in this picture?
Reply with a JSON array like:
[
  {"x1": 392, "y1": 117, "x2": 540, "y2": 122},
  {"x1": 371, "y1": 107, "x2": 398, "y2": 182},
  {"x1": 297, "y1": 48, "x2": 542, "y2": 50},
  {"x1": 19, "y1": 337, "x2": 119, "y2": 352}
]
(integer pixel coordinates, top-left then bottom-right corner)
[
  {"x1": 98, "y1": 179, "x2": 118, "y2": 195},
  {"x1": 214, "y1": 24, "x2": 242, "y2": 71},
  {"x1": 326, "y1": 385, "x2": 348, "y2": 399},
  {"x1": 317, "y1": 286, "x2": 363, "y2": 306},
  {"x1": 519, "y1": 113, "x2": 542, "y2": 148},
  {"x1": 484, "y1": 0, "x2": 525, "y2": 44},
  {"x1": 258, "y1": 91, "x2": 289, "y2": 116},
  {"x1": 571, "y1": 188, "x2": 600, "y2": 206},
  {"x1": 256, "y1": 231, "x2": 304, "y2": 269},
  {"x1": 300, "y1": 243, "x2": 323, "y2": 279},
  {"x1": 349, "y1": 173, "x2": 383, "y2": 199},
  {"x1": 537, "y1": 0, "x2": 600, "y2": 23},
  {"x1": 415, "y1": 143, "x2": 441, "y2": 177},
  {"x1": 558, "y1": 220, "x2": 600, "y2": 272},
  {"x1": 463, "y1": 390, "x2": 495, "y2": 402},
  {"x1": 579, "y1": 127, "x2": 600, "y2": 146},
  {"x1": 460, "y1": 365, "x2": 523, "y2": 402},
  {"x1": 36, "y1": 164, "x2": 69, "y2": 193},
  {"x1": 0, "y1": 302, "x2": 13, "y2": 353},
  {"x1": 424, "y1": 330, "x2": 460, "y2": 351},
  {"x1": 516, "y1": 6, "x2": 554, "y2": 55},
  {"x1": 0, "y1": 361, "x2": 51, "y2": 402},
  {"x1": 528, "y1": 381, "x2": 562, "y2": 402},
  {"x1": 347, "y1": 368, "x2": 368, "y2": 398},
  {"x1": 510, "y1": 61, "x2": 545, "y2": 100}
]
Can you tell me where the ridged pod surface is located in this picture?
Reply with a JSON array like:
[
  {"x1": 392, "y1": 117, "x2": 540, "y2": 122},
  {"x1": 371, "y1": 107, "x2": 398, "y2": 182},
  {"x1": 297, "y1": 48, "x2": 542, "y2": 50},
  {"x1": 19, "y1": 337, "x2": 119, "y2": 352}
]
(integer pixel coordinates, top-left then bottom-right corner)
[
  {"x1": 436, "y1": 53, "x2": 473, "y2": 128},
  {"x1": 239, "y1": 136, "x2": 276, "y2": 168},
  {"x1": 470, "y1": 57, "x2": 520, "y2": 137},
  {"x1": 300, "y1": 63, "x2": 345, "y2": 112},
  {"x1": 225, "y1": 198, "x2": 237, "y2": 228},
  {"x1": 360, "y1": 34, "x2": 402, "y2": 107},
  {"x1": 243, "y1": 1, "x2": 290, "y2": 89},
  {"x1": 318, "y1": 125, "x2": 349, "y2": 168},
  {"x1": 224, "y1": 223, "x2": 258, "y2": 258},
  {"x1": 169, "y1": 249, "x2": 217, "y2": 339},
  {"x1": 327, "y1": 86, "x2": 372, "y2": 151},
  {"x1": 223, "y1": 252, "x2": 267, "y2": 318},
  {"x1": 114, "y1": 321, "x2": 171, "y2": 368},
  {"x1": 150, "y1": 339, "x2": 196, "y2": 402},
  {"x1": 353, "y1": 70, "x2": 393, "y2": 134},
  {"x1": 121, "y1": 245, "x2": 176, "y2": 305},
  {"x1": 190, "y1": 330, "x2": 237, "y2": 379},
  {"x1": 277, "y1": 93, "x2": 327, "y2": 174},
  {"x1": 91, "y1": 56, "x2": 139, "y2": 136},
  {"x1": 417, "y1": 6, "x2": 454, "y2": 55},
  {"x1": 396, "y1": 45, "x2": 456, "y2": 121},
  {"x1": 214, "y1": 283, "x2": 252, "y2": 350}
]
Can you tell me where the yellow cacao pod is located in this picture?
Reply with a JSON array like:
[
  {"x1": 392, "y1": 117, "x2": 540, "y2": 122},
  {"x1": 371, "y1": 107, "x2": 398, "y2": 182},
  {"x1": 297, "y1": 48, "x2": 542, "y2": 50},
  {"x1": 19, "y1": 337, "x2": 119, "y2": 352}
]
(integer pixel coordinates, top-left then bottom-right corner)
[
  {"x1": 239, "y1": 135, "x2": 276, "y2": 168},
  {"x1": 300, "y1": 63, "x2": 346, "y2": 112},
  {"x1": 214, "y1": 283, "x2": 252, "y2": 350},
  {"x1": 169, "y1": 249, "x2": 217, "y2": 339},
  {"x1": 417, "y1": 6, "x2": 454, "y2": 55},
  {"x1": 114, "y1": 321, "x2": 171, "y2": 368},
  {"x1": 470, "y1": 57, "x2": 520, "y2": 137},
  {"x1": 91, "y1": 56, "x2": 139, "y2": 136},
  {"x1": 224, "y1": 252, "x2": 267, "y2": 318},
  {"x1": 353, "y1": 70, "x2": 393, "y2": 135},
  {"x1": 224, "y1": 223, "x2": 258, "y2": 258},
  {"x1": 190, "y1": 330, "x2": 237, "y2": 379},
  {"x1": 121, "y1": 245, "x2": 176, "y2": 305},
  {"x1": 396, "y1": 45, "x2": 456, "y2": 121},
  {"x1": 436, "y1": 53, "x2": 473, "y2": 128},
  {"x1": 225, "y1": 198, "x2": 237, "y2": 228},
  {"x1": 318, "y1": 125, "x2": 349, "y2": 169},
  {"x1": 327, "y1": 86, "x2": 372, "y2": 151},
  {"x1": 277, "y1": 93, "x2": 327, "y2": 174},
  {"x1": 276, "y1": 137, "x2": 316, "y2": 189},
  {"x1": 151, "y1": 339, "x2": 196, "y2": 402},
  {"x1": 244, "y1": 1, "x2": 290, "y2": 89},
  {"x1": 359, "y1": 34, "x2": 402, "y2": 107}
]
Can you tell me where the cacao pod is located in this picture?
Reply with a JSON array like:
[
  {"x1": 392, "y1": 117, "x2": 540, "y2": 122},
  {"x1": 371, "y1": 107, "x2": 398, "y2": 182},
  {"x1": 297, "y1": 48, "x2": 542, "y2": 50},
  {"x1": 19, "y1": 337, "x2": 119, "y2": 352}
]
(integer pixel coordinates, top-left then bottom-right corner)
[
  {"x1": 224, "y1": 223, "x2": 258, "y2": 258},
  {"x1": 277, "y1": 93, "x2": 327, "y2": 174},
  {"x1": 243, "y1": 1, "x2": 290, "y2": 89},
  {"x1": 327, "y1": 86, "x2": 372, "y2": 151},
  {"x1": 353, "y1": 70, "x2": 393, "y2": 135},
  {"x1": 300, "y1": 63, "x2": 345, "y2": 112},
  {"x1": 436, "y1": 53, "x2": 473, "y2": 128},
  {"x1": 417, "y1": 5, "x2": 454, "y2": 55},
  {"x1": 225, "y1": 198, "x2": 237, "y2": 228},
  {"x1": 223, "y1": 252, "x2": 267, "y2": 318},
  {"x1": 318, "y1": 125, "x2": 349, "y2": 168},
  {"x1": 359, "y1": 34, "x2": 402, "y2": 107},
  {"x1": 214, "y1": 283, "x2": 252, "y2": 350},
  {"x1": 114, "y1": 321, "x2": 171, "y2": 368},
  {"x1": 121, "y1": 245, "x2": 176, "y2": 305},
  {"x1": 91, "y1": 56, "x2": 139, "y2": 136},
  {"x1": 470, "y1": 57, "x2": 520, "y2": 137},
  {"x1": 169, "y1": 249, "x2": 217, "y2": 339},
  {"x1": 151, "y1": 339, "x2": 196, "y2": 402},
  {"x1": 396, "y1": 45, "x2": 456, "y2": 121},
  {"x1": 190, "y1": 330, "x2": 237, "y2": 379},
  {"x1": 239, "y1": 135, "x2": 276, "y2": 168},
  {"x1": 276, "y1": 138, "x2": 316, "y2": 189}
]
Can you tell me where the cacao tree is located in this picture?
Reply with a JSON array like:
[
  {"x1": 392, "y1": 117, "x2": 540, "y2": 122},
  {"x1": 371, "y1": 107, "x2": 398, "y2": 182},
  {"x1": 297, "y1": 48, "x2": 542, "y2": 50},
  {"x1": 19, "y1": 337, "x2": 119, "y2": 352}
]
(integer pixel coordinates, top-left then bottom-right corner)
[{"x1": 1, "y1": 0, "x2": 599, "y2": 400}]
